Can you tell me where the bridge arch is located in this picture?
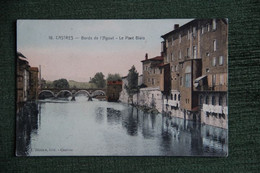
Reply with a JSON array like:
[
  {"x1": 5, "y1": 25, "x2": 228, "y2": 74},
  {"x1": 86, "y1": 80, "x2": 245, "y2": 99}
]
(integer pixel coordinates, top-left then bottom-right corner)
[
  {"x1": 74, "y1": 90, "x2": 91, "y2": 97},
  {"x1": 38, "y1": 90, "x2": 55, "y2": 98},
  {"x1": 55, "y1": 90, "x2": 73, "y2": 97},
  {"x1": 91, "y1": 90, "x2": 106, "y2": 97}
]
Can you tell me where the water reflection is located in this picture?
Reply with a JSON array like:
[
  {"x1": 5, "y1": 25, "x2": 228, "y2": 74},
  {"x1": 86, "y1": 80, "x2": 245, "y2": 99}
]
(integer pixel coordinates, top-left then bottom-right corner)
[{"x1": 16, "y1": 96, "x2": 227, "y2": 156}]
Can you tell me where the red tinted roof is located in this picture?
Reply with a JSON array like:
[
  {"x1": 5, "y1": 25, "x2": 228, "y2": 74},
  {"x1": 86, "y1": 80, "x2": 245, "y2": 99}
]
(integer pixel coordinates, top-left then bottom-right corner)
[
  {"x1": 141, "y1": 56, "x2": 163, "y2": 62},
  {"x1": 30, "y1": 67, "x2": 39, "y2": 71}
]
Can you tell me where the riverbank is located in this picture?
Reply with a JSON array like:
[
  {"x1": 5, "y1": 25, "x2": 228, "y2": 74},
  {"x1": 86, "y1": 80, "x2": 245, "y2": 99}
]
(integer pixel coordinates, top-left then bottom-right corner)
[
  {"x1": 16, "y1": 101, "x2": 39, "y2": 156},
  {"x1": 131, "y1": 103, "x2": 160, "y2": 114}
]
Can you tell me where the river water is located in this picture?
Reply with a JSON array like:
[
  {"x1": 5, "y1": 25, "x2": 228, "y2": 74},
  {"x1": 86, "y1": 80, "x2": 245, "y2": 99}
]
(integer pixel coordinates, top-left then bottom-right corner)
[{"x1": 16, "y1": 95, "x2": 227, "y2": 156}]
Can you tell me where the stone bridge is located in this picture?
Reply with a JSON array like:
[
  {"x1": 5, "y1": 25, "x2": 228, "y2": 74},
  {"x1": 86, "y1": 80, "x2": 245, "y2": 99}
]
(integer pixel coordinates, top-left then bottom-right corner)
[{"x1": 38, "y1": 88, "x2": 106, "y2": 101}]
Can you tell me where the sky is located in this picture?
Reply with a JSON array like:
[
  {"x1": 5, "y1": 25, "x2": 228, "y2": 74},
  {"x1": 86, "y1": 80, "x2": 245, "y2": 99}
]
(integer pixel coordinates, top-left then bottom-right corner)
[{"x1": 17, "y1": 19, "x2": 192, "y2": 82}]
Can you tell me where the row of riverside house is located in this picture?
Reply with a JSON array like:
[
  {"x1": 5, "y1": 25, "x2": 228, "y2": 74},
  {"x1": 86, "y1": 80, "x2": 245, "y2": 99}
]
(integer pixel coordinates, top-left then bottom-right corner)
[
  {"x1": 121, "y1": 19, "x2": 228, "y2": 129},
  {"x1": 17, "y1": 52, "x2": 39, "y2": 112}
]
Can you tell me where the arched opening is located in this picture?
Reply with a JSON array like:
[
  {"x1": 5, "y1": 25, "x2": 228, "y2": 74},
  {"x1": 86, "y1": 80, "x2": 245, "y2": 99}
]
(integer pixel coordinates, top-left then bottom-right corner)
[
  {"x1": 219, "y1": 96, "x2": 223, "y2": 106},
  {"x1": 74, "y1": 90, "x2": 91, "y2": 97},
  {"x1": 212, "y1": 96, "x2": 215, "y2": 105},
  {"x1": 55, "y1": 90, "x2": 72, "y2": 98},
  {"x1": 205, "y1": 96, "x2": 209, "y2": 104},
  {"x1": 38, "y1": 90, "x2": 55, "y2": 99},
  {"x1": 92, "y1": 90, "x2": 106, "y2": 98}
]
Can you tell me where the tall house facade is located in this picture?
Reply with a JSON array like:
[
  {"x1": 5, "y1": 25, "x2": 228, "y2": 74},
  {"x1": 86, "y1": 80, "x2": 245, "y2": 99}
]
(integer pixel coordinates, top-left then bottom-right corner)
[
  {"x1": 17, "y1": 52, "x2": 40, "y2": 112},
  {"x1": 141, "y1": 54, "x2": 164, "y2": 89},
  {"x1": 161, "y1": 19, "x2": 228, "y2": 128},
  {"x1": 17, "y1": 53, "x2": 30, "y2": 107}
]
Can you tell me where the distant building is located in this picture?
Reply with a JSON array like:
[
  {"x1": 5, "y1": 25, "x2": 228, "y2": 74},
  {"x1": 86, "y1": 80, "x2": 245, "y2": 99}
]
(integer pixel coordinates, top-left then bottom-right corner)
[
  {"x1": 141, "y1": 53, "x2": 164, "y2": 89},
  {"x1": 161, "y1": 19, "x2": 228, "y2": 128},
  {"x1": 119, "y1": 76, "x2": 129, "y2": 103},
  {"x1": 17, "y1": 52, "x2": 39, "y2": 111},
  {"x1": 17, "y1": 52, "x2": 30, "y2": 107},
  {"x1": 106, "y1": 80, "x2": 122, "y2": 102}
]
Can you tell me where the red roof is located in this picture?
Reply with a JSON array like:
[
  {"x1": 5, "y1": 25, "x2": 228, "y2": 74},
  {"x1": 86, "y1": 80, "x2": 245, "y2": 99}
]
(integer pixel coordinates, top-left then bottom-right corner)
[
  {"x1": 30, "y1": 67, "x2": 39, "y2": 71},
  {"x1": 107, "y1": 80, "x2": 122, "y2": 85},
  {"x1": 141, "y1": 56, "x2": 163, "y2": 62}
]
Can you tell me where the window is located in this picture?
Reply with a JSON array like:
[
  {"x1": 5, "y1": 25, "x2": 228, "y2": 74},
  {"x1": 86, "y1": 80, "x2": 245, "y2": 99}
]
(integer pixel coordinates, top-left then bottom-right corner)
[
  {"x1": 187, "y1": 48, "x2": 190, "y2": 57},
  {"x1": 212, "y1": 96, "x2": 215, "y2": 105},
  {"x1": 213, "y1": 40, "x2": 217, "y2": 51},
  {"x1": 178, "y1": 94, "x2": 180, "y2": 101},
  {"x1": 180, "y1": 77, "x2": 183, "y2": 86},
  {"x1": 212, "y1": 57, "x2": 216, "y2": 66},
  {"x1": 171, "y1": 94, "x2": 173, "y2": 100},
  {"x1": 160, "y1": 69, "x2": 162, "y2": 74},
  {"x1": 199, "y1": 95, "x2": 203, "y2": 105},
  {"x1": 206, "y1": 52, "x2": 210, "y2": 57},
  {"x1": 220, "y1": 74, "x2": 224, "y2": 85},
  {"x1": 206, "y1": 68, "x2": 209, "y2": 73},
  {"x1": 185, "y1": 66, "x2": 191, "y2": 88},
  {"x1": 212, "y1": 74, "x2": 216, "y2": 86},
  {"x1": 212, "y1": 19, "x2": 216, "y2": 30},
  {"x1": 174, "y1": 94, "x2": 177, "y2": 100},
  {"x1": 185, "y1": 74, "x2": 191, "y2": 87},
  {"x1": 193, "y1": 46, "x2": 197, "y2": 59},
  {"x1": 192, "y1": 27, "x2": 196, "y2": 37},
  {"x1": 179, "y1": 34, "x2": 181, "y2": 43},
  {"x1": 175, "y1": 65, "x2": 178, "y2": 72},
  {"x1": 219, "y1": 56, "x2": 224, "y2": 65},
  {"x1": 152, "y1": 78, "x2": 155, "y2": 85},
  {"x1": 153, "y1": 69, "x2": 156, "y2": 74},
  {"x1": 205, "y1": 96, "x2": 209, "y2": 104},
  {"x1": 219, "y1": 96, "x2": 223, "y2": 105},
  {"x1": 179, "y1": 50, "x2": 182, "y2": 59}
]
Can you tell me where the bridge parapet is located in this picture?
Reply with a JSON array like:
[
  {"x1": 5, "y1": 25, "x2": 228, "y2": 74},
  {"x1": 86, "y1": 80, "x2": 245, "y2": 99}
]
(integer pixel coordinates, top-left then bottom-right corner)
[{"x1": 39, "y1": 88, "x2": 106, "y2": 100}]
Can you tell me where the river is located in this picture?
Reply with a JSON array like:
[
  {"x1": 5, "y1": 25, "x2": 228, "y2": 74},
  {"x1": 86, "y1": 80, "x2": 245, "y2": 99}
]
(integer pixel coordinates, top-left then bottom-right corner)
[{"x1": 16, "y1": 95, "x2": 227, "y2": 156}]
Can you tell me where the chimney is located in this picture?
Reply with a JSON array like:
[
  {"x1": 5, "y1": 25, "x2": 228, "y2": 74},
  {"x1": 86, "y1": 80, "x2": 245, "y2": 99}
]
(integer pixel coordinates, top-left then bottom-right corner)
[
  {"x1": 145, "y1": 53, "x2": 148, "y2": 60},
  {"x1": 174, "y1": 24, "x2": 179, "y2": 30}
]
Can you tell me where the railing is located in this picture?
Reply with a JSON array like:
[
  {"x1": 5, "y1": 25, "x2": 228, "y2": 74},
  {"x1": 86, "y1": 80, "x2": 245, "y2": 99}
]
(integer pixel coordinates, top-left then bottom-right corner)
[
  {"x1": 195, "y1": 85, "x2": 227, "y2": 92},
  {"x1": 202, "y1": 104, "x2": 228, "y2": 114},
  {"x1": 164, "y1": 99, "x2": 179, "y2": 107}
]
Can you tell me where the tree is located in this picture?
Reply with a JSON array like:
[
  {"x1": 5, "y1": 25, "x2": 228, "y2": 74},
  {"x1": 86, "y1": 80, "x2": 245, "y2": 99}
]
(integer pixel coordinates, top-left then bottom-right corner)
[
  {"x1": 90, "y1": 72, "x2": 106, "y2": 88},
  {"x1": 53, "y1": 78, "x2": 69, "y2": 88},
  {"x1": 40, "y1": 78, "x2": 46, "y2": 88},
  {"x1": 125, "y1": 66, "x2": 139, "y2": 102},
  {"x1": 107, "y1": 73, "x2": 121, "y2": 81}
]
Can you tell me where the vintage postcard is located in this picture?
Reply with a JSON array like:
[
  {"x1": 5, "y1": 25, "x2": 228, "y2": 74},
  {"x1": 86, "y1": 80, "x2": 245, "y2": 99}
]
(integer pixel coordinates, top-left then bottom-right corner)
[{"x1": 16, "y1": 19, "x2": 228, "y2": 156}]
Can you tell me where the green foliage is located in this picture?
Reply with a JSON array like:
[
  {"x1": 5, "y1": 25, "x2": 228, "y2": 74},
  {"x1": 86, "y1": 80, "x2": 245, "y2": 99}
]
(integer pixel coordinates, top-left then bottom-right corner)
[
  {"x1": 68, "y1": 80, "x2": 97, "y2": 89},
  {"x1": 45, "y1": 80, "x2": 53, "y2": 88},
  {"x1": 90, "y1": 72, "x2": 106, "y2": 88},
  {"x1": 53, "y1": 78, "x2": 69, "y2": 89},
  {"x1": 125, "y1": 65, "x2": 139, "y2": 96},
  {"x1": 107, "y1": 73, "x2": 121, "y2": 81},
  {"x1": 40, "y1": 78, "x2": 47, "y2": 88}
]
